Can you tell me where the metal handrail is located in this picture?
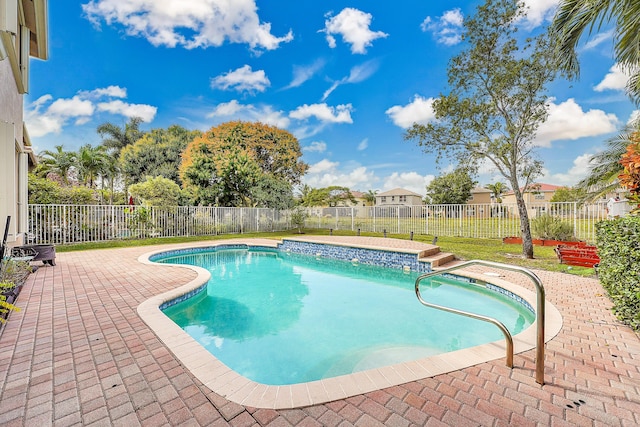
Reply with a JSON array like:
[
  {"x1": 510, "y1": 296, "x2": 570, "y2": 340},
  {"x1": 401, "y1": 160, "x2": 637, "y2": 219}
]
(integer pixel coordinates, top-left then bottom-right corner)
[{"x1": 415, "y1": 260, "x2": 545, "y2": 385}]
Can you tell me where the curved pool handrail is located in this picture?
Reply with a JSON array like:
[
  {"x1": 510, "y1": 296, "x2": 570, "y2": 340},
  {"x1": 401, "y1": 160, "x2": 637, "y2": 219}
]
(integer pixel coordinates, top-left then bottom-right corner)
[{"x1": 415, "y1": 259, "x2": 545, "y2": 385}]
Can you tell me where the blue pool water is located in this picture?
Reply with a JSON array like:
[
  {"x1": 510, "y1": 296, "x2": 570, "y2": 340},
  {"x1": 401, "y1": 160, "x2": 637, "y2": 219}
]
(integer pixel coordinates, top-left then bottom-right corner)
[{"x1": 158, "y1": 248, "x2": 534, "y2": 385}]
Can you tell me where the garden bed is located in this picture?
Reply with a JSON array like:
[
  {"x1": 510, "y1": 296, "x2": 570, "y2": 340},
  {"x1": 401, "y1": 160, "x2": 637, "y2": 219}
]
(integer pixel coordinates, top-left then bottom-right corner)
[{"x1": 502, "y1": 236, "x2": 586, "y2": 247}]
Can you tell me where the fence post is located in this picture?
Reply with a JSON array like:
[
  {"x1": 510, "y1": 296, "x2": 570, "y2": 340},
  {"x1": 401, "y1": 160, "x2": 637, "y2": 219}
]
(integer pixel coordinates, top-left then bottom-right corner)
[
  {"x1": 397, "y1": 206, "x2": 400, "y2": 234},
  {"x1": 351, "y1": 208, "x2": 355, "y2": 231}
]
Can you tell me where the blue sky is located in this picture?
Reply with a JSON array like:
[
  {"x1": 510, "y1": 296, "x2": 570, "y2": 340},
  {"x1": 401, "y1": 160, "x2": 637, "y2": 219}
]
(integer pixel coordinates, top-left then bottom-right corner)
[{"x1": 26, "y1": 0, "x2": 638, "y2": 196}]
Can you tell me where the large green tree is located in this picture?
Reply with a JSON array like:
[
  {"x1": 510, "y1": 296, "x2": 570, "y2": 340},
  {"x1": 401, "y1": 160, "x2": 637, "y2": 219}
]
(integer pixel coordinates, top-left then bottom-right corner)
[
  {"x1": 180, "y1": 121, "x2": 307, "y2": 207},
  {"x1": 550, "y1": 0, "x2": 640, "y2": 103},
  {"x1": 120, "y1": 125, "x2": 201, "y2": 185},
  {"x1": 405, "y1": 0, "x2": 561, "y2": 258},
  {"x1": 426, "y1": 169, "x2": 476, "y2": 204}
]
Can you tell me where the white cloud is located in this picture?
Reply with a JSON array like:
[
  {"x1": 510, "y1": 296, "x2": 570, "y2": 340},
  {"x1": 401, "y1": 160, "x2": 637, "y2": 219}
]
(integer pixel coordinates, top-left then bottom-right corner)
[
  {"x1": 79, "y1": 85, "x2": 127, "y2": 99},
  {"x1": 629, "y1": 110, "x2": 640, "y2": 126},
  {"x1": 322, "y1": 8, "x2": 388, "y2": 54},
  {"x1": 289, "y1": 103, "x2": 353, "y2": 124},
  {"x1": 304, "y1": 159, "x2": 376, "y2": 189},
  {"x1": 25, "y1": 86, "x2": 156, "y2": 138},
  {"x1": 521, "y1": 0, "x2": 558, "y2": 28},
  {"x1": 594, "y1": 64, "x2": 630, "y2": 92},
  {"x1": 534, "y1": 98, "x2": 619, "y2": 147},
  {"x1": 581, "y1": 30, "x2": 613, "y2": 51},
  {"x1": 207, "y1": 100, "x2": 290, "y2": 128},
  {"x1": 421, "y1": 8, "x2": 464, "y2": 46},
  {"x1": 303, "y1": 141, "x2": 327, "y2": 153},
  {"x1": 82, "y1": 0, "x2": 293, "y2": 51},
  {"x1": 540, "y1": 153, "x2": 593, "y2": 186},
  {"x1": 382, "y1": 172, "x2": 433, "y2": 196},
  {"x1": 211, "y1": 65, "x2": 270, "y2": 93},
  {"x1": 285, "y1": 59, "x2": 325, "y2": 89},
  {"x1": 96, "y1": 100, "x2": 158, "y2": 122},
  {"x1": 322, "y1": 60, "x2": 379, "y2": 100},
  {"x1": 357, "y1": 138, "x2": 368, "y2": 151},
  {"x1": 385, "y1": 95, "x2": 437, "y2": 129}
]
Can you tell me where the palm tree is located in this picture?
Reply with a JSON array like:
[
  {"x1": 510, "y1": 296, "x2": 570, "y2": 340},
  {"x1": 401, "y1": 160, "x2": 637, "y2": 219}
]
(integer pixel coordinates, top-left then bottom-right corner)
[
  {"x1": 39, "y1": 145, "x2": 76, "y2": 185},
  {"x1": 550, "y1": 0, "x2": 640, "y2": 103},
  {"x1": 97, "y1": 117, "x2": 145, "y2": 157},
  {"x1": 364, "y1": 189, "x2": 378, "y2": 206},
  {"x1": 485, "y1": 182, "x2": 508, "y2": 203},
  {"x1": 76, "y1": 144, "x2": 109, "y2": 188},
  {"x1": 576, "y1": 123, "x2": 640, "y2": 200}
]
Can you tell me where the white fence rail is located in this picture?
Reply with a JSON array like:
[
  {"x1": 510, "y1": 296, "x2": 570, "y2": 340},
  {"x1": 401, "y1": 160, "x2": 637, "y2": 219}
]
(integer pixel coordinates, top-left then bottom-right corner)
[
  {"x1": 302, "y1": 202, "x2": 614, "y2": 243},
  {"x1": 27, "y1": 201, "x2": 618, "y2": 245},
  {"x1": 27, "y1": 205, "x2": 291, "y2": 245}
]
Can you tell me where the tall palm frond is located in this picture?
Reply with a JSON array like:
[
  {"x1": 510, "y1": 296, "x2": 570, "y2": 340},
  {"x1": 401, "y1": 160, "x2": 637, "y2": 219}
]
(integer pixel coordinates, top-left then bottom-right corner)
[
  {"x1": 577, "y1": 124, "x2": 640, "y2": 200},
  {"x1": 97, "y1": 117, "x2": 144, "y2": 156},
  {"x1": 39, "y1": 145, "x2": 76, "y2": 185},
  {"x1": 550, "y1": 0, "x2": 640, "y2": 103}
]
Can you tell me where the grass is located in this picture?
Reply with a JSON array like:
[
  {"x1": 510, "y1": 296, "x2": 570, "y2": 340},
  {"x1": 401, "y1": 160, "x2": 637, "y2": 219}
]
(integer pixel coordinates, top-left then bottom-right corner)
[{"x1": 55, "y1": 228, "x2": 596, "y2": 277}]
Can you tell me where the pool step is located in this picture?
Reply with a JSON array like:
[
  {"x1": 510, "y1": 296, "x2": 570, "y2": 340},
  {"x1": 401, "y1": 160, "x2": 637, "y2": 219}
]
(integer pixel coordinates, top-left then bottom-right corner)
[{"x1": 418, "y1": 251, "x2": 456, "y2": 268}]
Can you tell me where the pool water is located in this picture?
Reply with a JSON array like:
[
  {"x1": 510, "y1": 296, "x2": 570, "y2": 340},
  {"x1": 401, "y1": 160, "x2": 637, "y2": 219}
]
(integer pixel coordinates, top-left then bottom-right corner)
[{"x1": 160, "y1": 249, "x2": 534, "y2": 385}]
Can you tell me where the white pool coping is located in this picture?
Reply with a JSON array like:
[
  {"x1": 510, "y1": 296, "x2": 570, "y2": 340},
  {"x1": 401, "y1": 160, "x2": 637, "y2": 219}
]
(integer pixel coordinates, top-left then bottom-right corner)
[{"x1": 137, "y1": 238, "x2": 563, "y2": 409}]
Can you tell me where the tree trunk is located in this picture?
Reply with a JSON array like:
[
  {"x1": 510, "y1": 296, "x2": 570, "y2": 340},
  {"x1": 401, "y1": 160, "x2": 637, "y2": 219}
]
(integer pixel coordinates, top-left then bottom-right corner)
[{"x1": 513, "y1": 187, "x2": 534, "y2": 259}]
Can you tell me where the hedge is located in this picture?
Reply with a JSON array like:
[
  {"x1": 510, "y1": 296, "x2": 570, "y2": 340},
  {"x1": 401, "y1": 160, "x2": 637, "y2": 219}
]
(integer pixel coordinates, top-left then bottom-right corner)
[{"x1": 596, "y1": 217, "x2": 640, "y2": 331}]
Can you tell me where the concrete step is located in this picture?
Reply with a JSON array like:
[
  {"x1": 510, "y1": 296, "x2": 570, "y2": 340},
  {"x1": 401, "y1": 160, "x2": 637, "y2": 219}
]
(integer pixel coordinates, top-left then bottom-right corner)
[{"x1": 419, "y1": 251, "x2": 456, "y2": 268}]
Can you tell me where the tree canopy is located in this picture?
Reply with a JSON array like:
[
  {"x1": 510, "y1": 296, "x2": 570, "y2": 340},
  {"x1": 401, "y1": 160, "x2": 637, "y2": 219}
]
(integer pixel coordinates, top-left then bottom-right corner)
[
  {"x1": 180, "y1": 121, "x2": 307, "y2": 207},
  {"x1": 426, "y1": 169, "x2": 476, "y2": 204},
  {"x1": 404, "y1": 0, "x2": 561, "y2": 258},
  {"x1": 128, "y1": 176, "x2": 183, "y2": 207},
  {"x1": 120, "y1": 125, "x2": 201, "y2": 185}
]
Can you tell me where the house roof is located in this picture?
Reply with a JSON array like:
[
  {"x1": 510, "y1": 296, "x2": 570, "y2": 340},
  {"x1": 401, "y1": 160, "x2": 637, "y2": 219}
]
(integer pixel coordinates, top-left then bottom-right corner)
[
  {"x1": 350, "y1": 191, "x2": 365, "y2": 198},
  {"x1": 377, "y1": 188, "x2": 423, "y2": 197},
  {"x1": 504, "y1": 183, "x2": 563, "y2": 195},
  {"x1": 471, "y1": 187, "x2": 492, "y2": 194}
]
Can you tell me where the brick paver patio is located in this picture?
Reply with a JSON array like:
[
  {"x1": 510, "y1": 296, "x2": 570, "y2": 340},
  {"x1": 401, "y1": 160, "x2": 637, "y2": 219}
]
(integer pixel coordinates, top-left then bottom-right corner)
[{"x1": 0, "y1": 238, "x2": 639, "y2": 426}]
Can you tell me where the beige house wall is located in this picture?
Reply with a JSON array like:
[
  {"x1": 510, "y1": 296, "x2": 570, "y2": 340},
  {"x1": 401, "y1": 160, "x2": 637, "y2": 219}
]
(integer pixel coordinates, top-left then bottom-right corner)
[{"x1": 1, "y1": 0, "x2": 48, "y2": 247}]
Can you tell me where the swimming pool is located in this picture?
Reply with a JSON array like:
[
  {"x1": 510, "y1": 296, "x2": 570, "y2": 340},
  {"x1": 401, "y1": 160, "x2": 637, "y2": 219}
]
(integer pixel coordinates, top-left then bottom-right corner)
[
  {"x1": 155, "y1": 247, "x2": 534, "y2": 385},
  {"x1": 138, "y1": 238, "x2": 562, "y2": 409}
]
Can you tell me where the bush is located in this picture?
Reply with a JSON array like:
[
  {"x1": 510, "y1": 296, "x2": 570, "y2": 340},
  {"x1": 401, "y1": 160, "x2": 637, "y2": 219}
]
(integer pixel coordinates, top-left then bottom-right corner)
[
  {"x1": 596, "y1": 217, "x2": 640, "y2": 331},
  {"x1": 290, "y1": 207, "x2": 308, "y2": 233},
  {"x1": 530, "y1": 214, "x2": 576, "y2": 241}
]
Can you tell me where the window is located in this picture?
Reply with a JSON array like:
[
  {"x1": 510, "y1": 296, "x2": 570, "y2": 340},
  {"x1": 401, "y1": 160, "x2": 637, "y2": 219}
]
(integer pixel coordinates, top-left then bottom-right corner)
[
  {"x1": 534, "y1": 194, "x2": 545, "y2": 200},
  {"x1": 399, "y1": 195, "x2": 407, "y2": 202},
  {"x1": 381, "y1": 196, "x2": 386, "y2": 202},
  {"x1": 391, "y1": 196, "x2": 395, "y2": 201}
]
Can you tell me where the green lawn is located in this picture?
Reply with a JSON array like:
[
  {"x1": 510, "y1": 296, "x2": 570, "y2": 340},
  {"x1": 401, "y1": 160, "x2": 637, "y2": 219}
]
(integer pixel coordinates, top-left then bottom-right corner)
[{"x1": 55, "y1": 228, "x2": 596, "y2": 277}]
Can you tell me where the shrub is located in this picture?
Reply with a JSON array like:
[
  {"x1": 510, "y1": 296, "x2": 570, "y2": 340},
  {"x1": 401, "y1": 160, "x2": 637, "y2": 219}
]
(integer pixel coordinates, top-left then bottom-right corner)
[
  {"x1": 530, "y1": 214, "x2": 576, "y2": 241},
  {"x1": 596, "y1": 217, "x2": 640, "y2": 331},
  {"x1": 0, "y1": 281, "x2": 21, "y2": 323},
  {"x1": 290, "y1": 207, "x2": 308, "y2": 233}
]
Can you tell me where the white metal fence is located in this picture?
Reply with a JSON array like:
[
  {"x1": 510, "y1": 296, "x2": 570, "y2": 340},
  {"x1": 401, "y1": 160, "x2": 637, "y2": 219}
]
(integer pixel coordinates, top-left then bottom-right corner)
[
  {"x1": 27, "y1": 205, "x2": 291, "y2": 244},
  {"x1": 301, "y1": 202, "x2": 615, "y2": 243},
  {"x1": 27, "y1": 201, "x2": 619, "y2": 245}
]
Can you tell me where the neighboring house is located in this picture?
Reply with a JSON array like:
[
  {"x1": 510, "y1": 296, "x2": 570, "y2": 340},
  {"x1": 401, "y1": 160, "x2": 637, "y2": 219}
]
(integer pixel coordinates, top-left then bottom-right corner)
[
  {"x1": 501, "y1": 183, "x2": 563, "y2": 218},
  {"x1": 468, "y1": 187, "x2": 492, "y2": 204},
  {"x1": 1, "y1": 0, "x2": 48, "y2": 248},
  {"x1": 501, "y1": 183, "x2": 562, "y2": 204},
  {"x1": 375, "y1": 188, "x2": 423, "y2": 206}
]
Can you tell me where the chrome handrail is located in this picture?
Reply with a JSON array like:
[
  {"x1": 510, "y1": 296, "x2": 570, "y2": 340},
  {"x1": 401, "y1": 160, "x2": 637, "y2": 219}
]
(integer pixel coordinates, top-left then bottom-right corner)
[{"x1": 415, "y1": 260, "x2": 545, "y2": 385}]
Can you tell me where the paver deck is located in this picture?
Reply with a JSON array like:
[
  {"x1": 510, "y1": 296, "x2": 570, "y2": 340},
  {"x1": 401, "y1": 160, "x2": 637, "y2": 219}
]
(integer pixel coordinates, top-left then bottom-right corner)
[{"x1": 1, "y1": 237, "x2": 639, "y2": 426}]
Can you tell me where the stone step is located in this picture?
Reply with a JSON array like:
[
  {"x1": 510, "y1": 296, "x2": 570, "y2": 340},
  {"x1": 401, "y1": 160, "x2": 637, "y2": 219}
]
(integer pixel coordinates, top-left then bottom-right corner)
[{"x1": 419, "y1": 251, "x2": 456, "y2": 268}]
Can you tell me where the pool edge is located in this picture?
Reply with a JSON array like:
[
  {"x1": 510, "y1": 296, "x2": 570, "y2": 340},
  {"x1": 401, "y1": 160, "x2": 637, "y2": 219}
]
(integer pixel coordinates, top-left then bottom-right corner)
[{"x1": 136, "y1": 238, "x2": 563, "y2": 410}]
